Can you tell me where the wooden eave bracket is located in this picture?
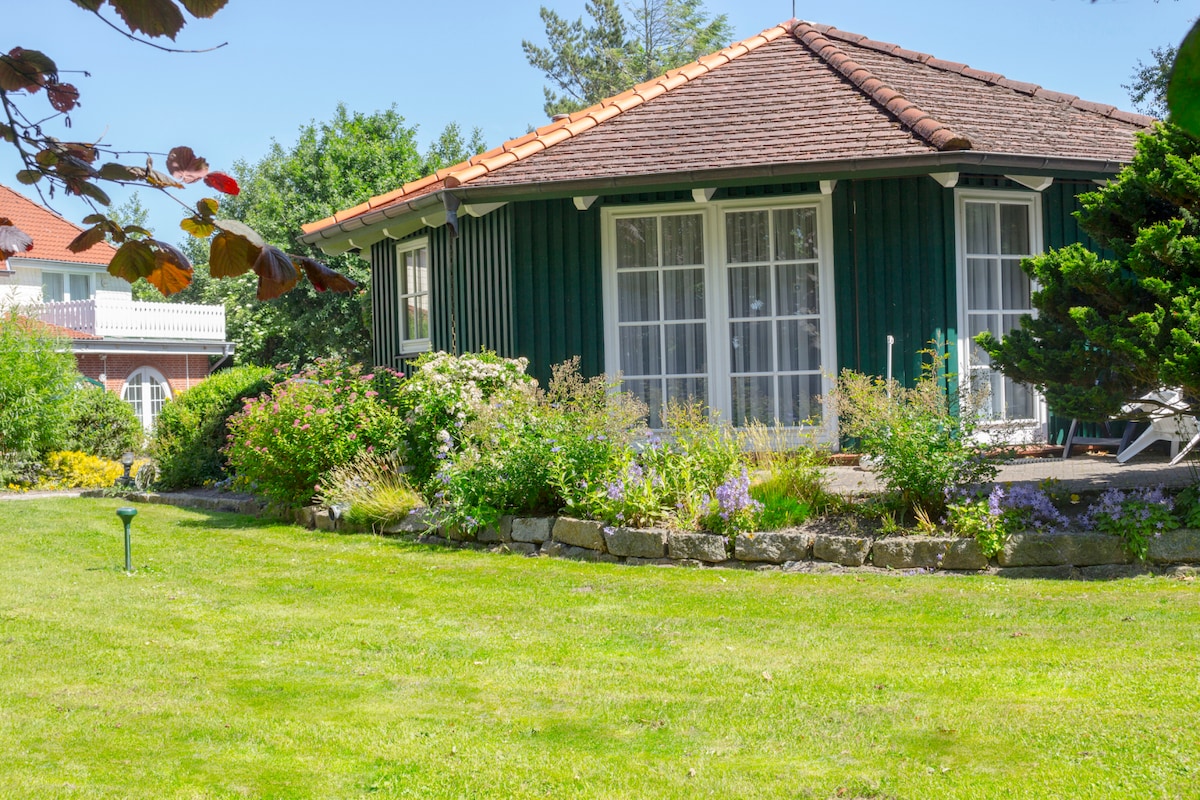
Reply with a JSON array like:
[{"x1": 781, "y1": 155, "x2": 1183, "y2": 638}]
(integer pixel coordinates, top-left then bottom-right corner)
[
  {"x1": 929, "y1": 171, "x2": 959, "y2": 188},
  {"x1": 573, "y1": 196, "x2": 599, "y2": 211},
  {"x1": 1005, "y1": 174, "x2": 1054, "y2": 192},
  {"x1": 692, "y1": 187, "x2": 716, "y2": 203},
  {"x1": 461, "y1": 202, "x2": 508, "y2": 219},
  {"x1": 820, "y1": 180, "x2": 837, "y2": 195}
]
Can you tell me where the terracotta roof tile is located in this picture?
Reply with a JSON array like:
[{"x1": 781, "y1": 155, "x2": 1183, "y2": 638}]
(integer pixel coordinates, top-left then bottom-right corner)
[
  {"x1": 305, "y1": 18, "x2": 1151, "y2": 239},
  {"x1": 14, "y1": 315, "x2": 101, "y2": 340},
  {"x1": 0, "y1": 184, "x2": 117, "y2": 266}
]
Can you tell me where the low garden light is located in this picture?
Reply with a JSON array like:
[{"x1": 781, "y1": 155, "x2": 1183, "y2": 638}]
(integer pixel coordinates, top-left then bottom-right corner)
[
  {"x1": 117, "y1": 451, "x2": 136, "y2": 489},
  {"x1": 116, "y1": 507, "x2": 137, "y2": 573}
]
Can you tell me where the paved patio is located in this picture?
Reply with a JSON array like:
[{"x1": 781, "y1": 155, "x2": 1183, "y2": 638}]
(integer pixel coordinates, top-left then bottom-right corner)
[{"x1": 827, "y1": 452, "x2": 1199, "y2": 496}]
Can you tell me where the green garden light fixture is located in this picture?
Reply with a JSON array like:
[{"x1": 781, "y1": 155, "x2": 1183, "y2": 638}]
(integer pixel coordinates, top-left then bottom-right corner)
[{"x1": 116, "y1": 507, "x2": 137, "y2": 572}]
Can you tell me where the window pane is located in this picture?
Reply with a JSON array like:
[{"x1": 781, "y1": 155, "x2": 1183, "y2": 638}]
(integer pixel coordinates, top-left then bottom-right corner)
[
  {"x1": 42, "y1": 273, "x2": 64, "y2": 302},
  {"x1": 662, "y1": 268, "x2": 704, "y2": 321},
  {"x1": 776, "y1": 263, "x2": 819, "y2": 315},
  {"x1": 1000, "y1": 204, "x2": 1030, "y2": 254},
  {"x1": 68, "y1": 274, "x2": 89, "y2": 300},
  {"x1": 725, "y1": 210, "x2": 770, "y2": 263},
  {"x1": 773, "y1": 207, "x2": 817, "y2": 260},
  {"x1": 623, "y1": 379, "x2": 663, "y2": 429},
  {"x1": 122, "y1": 381, "x2": 142, "y2": 421},
  {"x1": 407, "y1": 295, "x2": 430, "y2": 340},
  {"x1": 780, "y1": 374, "x2": 823, "y2": 426},
  {"x1": 728, "y1": 265, "x2": 771, "y2": 317},
  {"x1": 661, "y1": 215, "x2": 704, "y2": 266},
  {"x1": 778, "y1": 319, "x2": 821, "y2": 372},
  {"x1": 968, "y1": 314, "x2": 996, "y2": 366},
  {"x1": 618, "y1": 272, "x2": 660, "y2": 322},
  {"x1": 619, "y1": 325, "x2": 661, "y2": 376},
  {"x1": 964, "y1": 202, "x2": 997, "y2": 254},
  {"x1": 616, "y1": 217, "x2": 658, "y2": 269},
  {"x1": 730, "y1": 321, "x2": 772, "y2": 373},
  {"x1": 664, "y1": 323, "x2": 706, "y2": 375},
  {"x1": 1002, "y1": 313, "x2": 1027, "y2": 337},
  {"x1": 1001, "y1": 259, "x2": 1030, "y2": 309},
  {"x1": 666, "y1": 377, "x2": 707, "y2": 409},
  {"x1": 966, "y1": 258, "x2": 997, "y2": 310},
  {"x1": 731, "y1": 376, "x2": 774, "y2": 426},
  {"x1": 1006, "y1": 377, "x2": 1035, "y2": 419}
]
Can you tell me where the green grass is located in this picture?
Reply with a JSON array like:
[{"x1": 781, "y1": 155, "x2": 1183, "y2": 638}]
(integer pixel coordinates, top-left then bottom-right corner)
[{"x1": 2, "y1": 498, "x2": 1199, "y2": 799}]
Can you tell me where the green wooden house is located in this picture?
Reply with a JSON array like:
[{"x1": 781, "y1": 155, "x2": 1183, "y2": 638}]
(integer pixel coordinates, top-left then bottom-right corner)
[{"x1": 301, "y1": 19, "x2": 1150, "y2": 442}]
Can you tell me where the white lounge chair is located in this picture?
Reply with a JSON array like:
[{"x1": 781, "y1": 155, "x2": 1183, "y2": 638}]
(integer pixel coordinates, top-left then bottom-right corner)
[{"x1": 1116, "y1": 389, "x2": 1199, "y2": 465}]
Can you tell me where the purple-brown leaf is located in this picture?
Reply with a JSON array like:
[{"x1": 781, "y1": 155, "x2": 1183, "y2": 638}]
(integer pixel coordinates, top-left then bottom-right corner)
[
  {"x1": 109, "y1": 0, "x2": 187, "y2": 40},
  {"x1": 253, "y1": 245, "x2": 299, "y2": 300},
  {"x1": 295, "y1": 255, "x2": 357, "y2": 293},
  {"x1": 209, "y1": 230, "x2": 258, "y2": 278},
  {"x1": 67, "y1": 225, "x2": 106, "y2": 253},
  {"x1": 0, "y1": 222, "x2": 34, "y2": 256},
  {"x1": 167, "y1": 146, "x2": 209, "y2": 183},
  {"x1": 146, "y1": 239, "x2": 194, "y2": 296}
]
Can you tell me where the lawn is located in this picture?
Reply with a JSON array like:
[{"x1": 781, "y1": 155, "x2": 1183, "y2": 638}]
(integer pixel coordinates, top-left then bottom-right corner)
[{"x1": 2, "y1": 498, "x2": 1199, "y2": 799}]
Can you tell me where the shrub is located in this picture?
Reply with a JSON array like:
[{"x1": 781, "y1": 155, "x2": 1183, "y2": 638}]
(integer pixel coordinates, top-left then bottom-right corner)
[
  {"x1": 437, "y1": 359, "x2": 648, "y2": 533},
  {"x1": 315, "y1": 452, "x2": 422, "y2": 528},
  {"x1": 151, "y1": 365, "x2": 274, "y2": 490},
  {"x1": 225, "y1": 361, "x2": 405, "y2": 507},
  {"x1": 396, "y1": 350, "x2": 537, "y2": 489},
  {"x1": 62, "y1": 385, "x2": 142, "y2": 460},
  {"x1": 833, "y1": 351, "x2": 996, "y2": 518},
  {"x1": 0, "y1": 312, "x2": 79, "y2": 459},
  {"x1": 37, "y1": 451, "x2": 122, "y2": 489},
  {"x1": 947, "y1": 484, "x2": 1070, "y2": 557}
]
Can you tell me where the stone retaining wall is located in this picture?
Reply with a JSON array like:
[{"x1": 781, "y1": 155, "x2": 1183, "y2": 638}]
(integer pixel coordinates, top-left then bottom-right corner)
[
  {"x1": 103, "y1": 491, "x2": 1200, "y2": 578},
  {"x1": 357, "y1": 511, "x2": 1200, "y2": 578}
]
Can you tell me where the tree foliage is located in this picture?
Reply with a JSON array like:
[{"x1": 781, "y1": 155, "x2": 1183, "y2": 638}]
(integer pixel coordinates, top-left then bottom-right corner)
[
  {"x1": 979, "y1": 123, "x2": 1200, "y2": 421},
  {"x1": 1125, "y1": 44, "x2": 1175, "y2": 118},
  {"x1": 0, "y1": 312, "x2": 80, "y2": 458},
  {"x1": 0, "y1": 0, "x2": 356, "y2": 302},
  {"x1": 522, "y1": 0, "x2": 732, "y2": 117},
  {"x1": 169, "y1": 105, "x2": 484, "y2": 367}
]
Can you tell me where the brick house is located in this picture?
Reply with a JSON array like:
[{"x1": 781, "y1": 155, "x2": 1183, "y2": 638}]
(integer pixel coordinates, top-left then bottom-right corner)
[{"x1": 0, "y1": 184, "x2": 234, "y2": 430}]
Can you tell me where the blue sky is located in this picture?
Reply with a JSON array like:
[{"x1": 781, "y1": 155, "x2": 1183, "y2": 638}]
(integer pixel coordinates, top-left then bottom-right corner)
[{"x1": 3, "y1": 0, "x2": 1196, "y2": 237}]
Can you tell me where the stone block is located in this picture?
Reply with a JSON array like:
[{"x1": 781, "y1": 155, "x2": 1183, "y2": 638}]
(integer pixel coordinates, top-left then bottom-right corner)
[
  {"x1": 1148, "y1": 528, "x2": 1200, "y2": 564},
  {"x1": 941, "y1": 538, "x2": 989, "y2": 571},
  {"x1": 999, "y1": 532, "x2": 1130, "y2": 567},
  {"x1": 295, "y1": 506, "x2": 317, "y2": 528},
  {"x1": 812, "y1": 534, "x2": 872, "y2": 567},
  {"x1": 624, "y1": 556, "x2": 675, "y2": 567},
  {"x1": 314, "y1": 510, "x2": 336, "y2": 531},
  {"x1": 542, "y1": 540, "x2": 619, "y2": 563},
  {"x1": 870, "y1": 537, "x2": 948, "y2": 570},
  {"x1": 1079, "y1": 563, "x2": 1154, "y2": 581},
  {"x1": 475, "y1": 516, "x2": 513, "y2": 543},
  {"x1": 511, "y1": 517, "x2": 554, "y2": 544},
  {"x1": 501, "y1": 542, "x2": 539, "y2": 556},
  {"x1": 383, "y1": 509, "x2": 434, "y2": 535},
  {"x1": 667, "y1": 532, "x2": 729, "y2": 563},
  {"x1": 734, "y1": 531, "x2": 813, "y2": 563},
  {"x1": 604, "y1": 527, "x2": 667, "y2": 559},
  {"x1": 552, "y1": 517, "x2": 607, "y2": 551}
]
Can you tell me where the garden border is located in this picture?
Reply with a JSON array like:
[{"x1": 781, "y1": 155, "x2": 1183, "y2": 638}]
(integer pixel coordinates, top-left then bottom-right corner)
[{"x1": 91, "y1": 492, "x2": 1200, "y2": 578}]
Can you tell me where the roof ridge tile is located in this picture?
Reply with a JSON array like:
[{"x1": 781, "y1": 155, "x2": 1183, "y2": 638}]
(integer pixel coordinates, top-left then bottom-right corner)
[
  {"x1": 803, "y1": 19, "x2": 1156, "y2": 128},
  {"x1": 790, "y1": 20, "x2": 972, "y2": 152}
]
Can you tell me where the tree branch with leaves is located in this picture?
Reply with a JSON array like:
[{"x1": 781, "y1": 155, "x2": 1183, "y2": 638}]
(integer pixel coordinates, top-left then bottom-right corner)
[{"x1": 0, "y1": 0, "x2": 356, "y2": 302}]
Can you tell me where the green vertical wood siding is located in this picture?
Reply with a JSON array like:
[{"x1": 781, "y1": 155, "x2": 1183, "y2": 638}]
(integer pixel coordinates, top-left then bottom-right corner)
[
  {"x1": 429, "y1": 208, "x2": 515, "y2": 357},
  {"x1": 832, "y1": 176, "x2": 957, "y2": 388},
  {"x1": 510, "y1": 198, "x2": 604, "y2": 387}
]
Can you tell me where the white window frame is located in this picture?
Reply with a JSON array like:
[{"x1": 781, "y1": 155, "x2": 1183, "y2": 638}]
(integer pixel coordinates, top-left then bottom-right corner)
[
  {"x1": 954, "y1": 189, "x2": 1046, "y2": 441},
  {"x1": 396, "y1": 238, "x2": 431, "y2": 355},
  {"x1": 602, "y1": 195, "x2": 837, "y2": 440},
  {"x1": 41, "y1": 270, "x2": 92, "y2": 302},
  {"x1": 121, "y1": 366, "x2": 172, "y2": 432}
]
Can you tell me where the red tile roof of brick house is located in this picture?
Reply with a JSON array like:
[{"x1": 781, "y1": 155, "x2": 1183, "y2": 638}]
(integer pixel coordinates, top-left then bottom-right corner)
[
  {"x1": 12, "y1": 315, "x2": 101, "y2": 340},
  {"x1": 302, "y1": 19, "x2": 1152, "y2": 246},
  {"x1": 0, "y1": 184, "x2": 117, "y2": 267}
]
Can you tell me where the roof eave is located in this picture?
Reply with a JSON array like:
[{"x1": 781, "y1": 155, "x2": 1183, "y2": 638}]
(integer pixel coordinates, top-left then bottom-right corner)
[
  {"x1": 67, "y1": 338, "x2": 236, "y2": 356},
  {"x1": 300, "y1": 151, "x2": 1129, "y2": 254}
]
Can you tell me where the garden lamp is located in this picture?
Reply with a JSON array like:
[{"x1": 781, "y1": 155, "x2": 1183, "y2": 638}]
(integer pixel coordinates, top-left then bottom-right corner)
[
  {"x1": 116, "y1": 507, "x2": 137, "y2": 572},
  {"x1": 118, "y1": 451, "x2": 135, "y2": 488}
]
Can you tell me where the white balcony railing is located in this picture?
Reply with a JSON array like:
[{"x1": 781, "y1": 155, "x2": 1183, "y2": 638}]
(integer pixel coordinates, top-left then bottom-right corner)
[{"x1": 39, "y1": 293, "x2": 226, "y2": 341}]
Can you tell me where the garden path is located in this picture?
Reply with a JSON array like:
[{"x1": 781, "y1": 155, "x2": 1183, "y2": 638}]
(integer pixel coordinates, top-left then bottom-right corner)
[{"x1": 827, "y1": 453, "x2": 1198, "y2": 496}]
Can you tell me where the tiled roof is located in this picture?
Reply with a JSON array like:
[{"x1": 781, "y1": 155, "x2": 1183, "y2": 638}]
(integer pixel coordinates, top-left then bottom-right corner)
[
  {"x1": 0, "y1": 184, "x2": 117, "y2": 267},
  {"x1": 304, "y1": 19, "x2": 1152, "y2": 240}
]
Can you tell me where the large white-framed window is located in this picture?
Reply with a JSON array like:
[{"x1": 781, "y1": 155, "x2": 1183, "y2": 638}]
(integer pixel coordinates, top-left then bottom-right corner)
[
  {"x1": 121, "y1": 366, "x2": 172, "y2": 432},
  {"x1": 955, "y1": 190, "x2": 1044, "y2": 434},
  {"x1": 42, "y1": 270, "x2": 91, "y2": 302},
  {"x1": 397, "y1": 238, "x2": 431, "y2": 354},
  {"x1": 602, "y1": 196, "x2": 836, "y2": 434}
]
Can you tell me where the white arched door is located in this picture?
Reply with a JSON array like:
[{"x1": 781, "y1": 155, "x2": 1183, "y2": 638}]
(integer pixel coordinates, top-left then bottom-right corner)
[{"x1": 121, "y1": 367, "x2": 172, "y2": 431}]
